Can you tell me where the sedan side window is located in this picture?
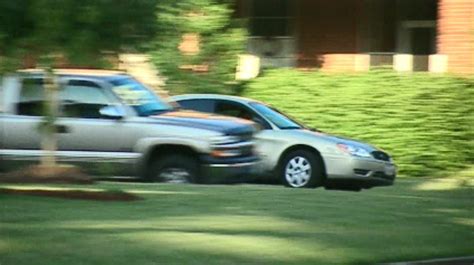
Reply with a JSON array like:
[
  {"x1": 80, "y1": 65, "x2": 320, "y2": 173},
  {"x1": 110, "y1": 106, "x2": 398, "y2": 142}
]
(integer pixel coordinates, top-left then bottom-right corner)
[
  {"x1": 215, "y1": 100, "x2": 271, "y2": 129},
  {"x1": 59, "y1": 80, "x2": 115, "y2": 119},
  {"x1": 215, "y1": 101, "x2": 252, "y2": 119},
  {"x1": 178, "y1": 99, "x2": 215, "y2": 113}
]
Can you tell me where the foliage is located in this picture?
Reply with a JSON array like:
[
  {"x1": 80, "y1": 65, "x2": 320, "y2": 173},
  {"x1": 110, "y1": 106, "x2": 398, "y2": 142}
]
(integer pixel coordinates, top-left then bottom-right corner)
[
  {"x1": 0, "y1": 0, "x2": 157, "y2": 70},
  {"x1": 151, "y1": 0, "x2": 247, "y2": 95},
  {"x1": 243, "y1": 69, "x2": 474, "y2": 177}
]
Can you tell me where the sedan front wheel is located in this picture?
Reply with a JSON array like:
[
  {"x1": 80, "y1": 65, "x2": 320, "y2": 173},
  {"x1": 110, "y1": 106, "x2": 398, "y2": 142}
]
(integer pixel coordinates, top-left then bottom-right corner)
[{"x1": 280, "y1": 150, "x2": 324, "y2": 188}]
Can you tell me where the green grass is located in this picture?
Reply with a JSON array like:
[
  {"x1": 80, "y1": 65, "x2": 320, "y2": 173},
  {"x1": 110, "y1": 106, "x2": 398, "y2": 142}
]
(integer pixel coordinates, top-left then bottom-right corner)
[
  {"x1": 242, "y1": 69, "x2": 474, "y2": 177},
  {"x1": 1, "y1": 179, "x2": 473, "y2": 265}
]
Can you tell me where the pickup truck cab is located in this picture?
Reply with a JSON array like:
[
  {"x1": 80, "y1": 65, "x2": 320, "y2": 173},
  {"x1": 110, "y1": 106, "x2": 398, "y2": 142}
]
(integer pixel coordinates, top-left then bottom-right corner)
[{"x1": 0, "y1": 69, "x2": 257, "y2": 183}]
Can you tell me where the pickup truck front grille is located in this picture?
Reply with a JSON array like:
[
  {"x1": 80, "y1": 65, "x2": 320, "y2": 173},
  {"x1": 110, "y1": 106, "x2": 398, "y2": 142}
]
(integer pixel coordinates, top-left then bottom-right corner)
[
  {"x1": 233, "y1": 133, "x2": 254, "y2": 157},
  {"x1": 233, "y1": 132, "x2": 253, "y2": 143},
  {"x1": 239, "y1": 144, "x2": 254, "y2": 157},
  {"x1": 212, "y1": 132, "x2": 255, "y2": 158},
  {"x1": 212, "y1": 141, "x2": 254, "y2": 158}
]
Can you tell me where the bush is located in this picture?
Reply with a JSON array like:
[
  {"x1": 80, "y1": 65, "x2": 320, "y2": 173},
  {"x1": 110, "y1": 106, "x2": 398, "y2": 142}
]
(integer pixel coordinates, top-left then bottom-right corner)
[{"x1": 243, "y1": 69, "x2": 474, "y2": 177}]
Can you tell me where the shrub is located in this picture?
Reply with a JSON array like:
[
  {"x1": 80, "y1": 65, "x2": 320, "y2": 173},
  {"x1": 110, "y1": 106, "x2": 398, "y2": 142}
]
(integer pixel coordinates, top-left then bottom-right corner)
[{"x1": 243, "y1": 69, "x2": 474, "y2": 177}]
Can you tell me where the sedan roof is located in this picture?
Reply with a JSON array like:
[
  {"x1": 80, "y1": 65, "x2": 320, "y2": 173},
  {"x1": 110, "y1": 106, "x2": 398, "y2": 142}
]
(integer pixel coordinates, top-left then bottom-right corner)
[{"x1": 171, "y1": 94, "x2": 262, "y2": 105}]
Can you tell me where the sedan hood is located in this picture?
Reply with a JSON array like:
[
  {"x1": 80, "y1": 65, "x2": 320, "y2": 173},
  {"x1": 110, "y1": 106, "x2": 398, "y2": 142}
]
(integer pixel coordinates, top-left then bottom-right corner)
[
  {"x1": 149, "y1": 110, "x2": 256, "y2": 135},
  {"x1": 287, "y1": 129, "x2": 378, "y2": 152}
]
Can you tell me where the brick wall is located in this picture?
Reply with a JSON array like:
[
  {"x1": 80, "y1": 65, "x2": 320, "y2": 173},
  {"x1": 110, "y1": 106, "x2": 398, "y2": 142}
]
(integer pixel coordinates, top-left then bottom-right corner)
[
  {"x1": 437, "y1": 0, "x2": 474, "y2": 74},
  {"x1": 319, "y1": 54, "x2": 356, "y2": 72},
  {"x1": 296, "y1": 0, "x2": 360, "y2": 68}
]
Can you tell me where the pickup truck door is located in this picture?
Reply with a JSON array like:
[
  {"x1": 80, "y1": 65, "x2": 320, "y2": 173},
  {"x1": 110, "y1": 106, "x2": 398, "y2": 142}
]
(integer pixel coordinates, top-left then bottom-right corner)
[
  {"x1": 0, "y1": 77, "x2": 46, "y2": 172},
  {"x1": 55, "y1": 78, "x2": 139, "y2": 175}
]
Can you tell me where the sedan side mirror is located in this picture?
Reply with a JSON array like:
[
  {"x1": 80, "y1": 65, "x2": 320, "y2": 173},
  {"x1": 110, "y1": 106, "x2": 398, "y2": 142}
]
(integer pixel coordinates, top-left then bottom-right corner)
[{"x1": 99, "y1": 105, "x2": 126, "y2": 120}]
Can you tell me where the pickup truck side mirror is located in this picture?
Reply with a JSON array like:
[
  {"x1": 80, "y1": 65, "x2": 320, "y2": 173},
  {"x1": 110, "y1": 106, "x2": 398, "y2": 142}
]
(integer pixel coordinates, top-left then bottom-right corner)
[
  {"x1": 249, "y1": 117, "x2": 262, "y2": 130},
  {"x1": 99, "y1": 105, "x2": 126, "y2": 120},
  {"x1": 252, "y1": 116, "x2": 272, "y2": 130}
]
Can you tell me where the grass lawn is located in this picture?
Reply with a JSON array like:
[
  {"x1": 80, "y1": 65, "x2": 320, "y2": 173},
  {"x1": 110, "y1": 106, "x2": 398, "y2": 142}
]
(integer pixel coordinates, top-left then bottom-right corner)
[{"x1": 1, "y1": 178, "x2": 473, "y2": 265}]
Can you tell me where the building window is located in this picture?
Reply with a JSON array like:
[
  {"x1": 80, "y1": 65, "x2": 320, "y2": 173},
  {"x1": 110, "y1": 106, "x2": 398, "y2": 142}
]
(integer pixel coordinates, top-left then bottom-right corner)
[{"x1": 250, "y1": 0, "x2": 292, "y2": 37}]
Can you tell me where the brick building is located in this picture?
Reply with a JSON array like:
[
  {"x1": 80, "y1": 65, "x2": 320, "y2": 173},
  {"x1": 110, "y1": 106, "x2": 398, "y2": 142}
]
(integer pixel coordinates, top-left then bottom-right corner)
[{"x1": 235, "y1": 0, "x2": 474, "y2": 74}]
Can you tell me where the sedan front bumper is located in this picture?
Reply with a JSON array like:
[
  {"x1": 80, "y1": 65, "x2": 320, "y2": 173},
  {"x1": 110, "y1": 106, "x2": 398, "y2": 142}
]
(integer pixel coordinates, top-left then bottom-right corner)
[{"x1": 324, "y1": 155, "x2": 396, "y2": 188}]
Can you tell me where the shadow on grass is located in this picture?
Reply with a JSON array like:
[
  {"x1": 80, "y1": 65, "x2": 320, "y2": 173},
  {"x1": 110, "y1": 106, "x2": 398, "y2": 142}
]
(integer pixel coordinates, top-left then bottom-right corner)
[{"x1": 1, "y1": 178, "x2": 473, "y2": 265}]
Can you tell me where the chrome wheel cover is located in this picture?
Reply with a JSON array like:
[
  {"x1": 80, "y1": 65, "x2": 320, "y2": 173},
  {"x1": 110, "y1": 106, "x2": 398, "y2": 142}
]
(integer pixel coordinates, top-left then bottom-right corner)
[
  {"x1": 159, "y1": 168, "x2": 191, "y2": 183},
  {"x1": 285, "y1": 156, "x2": 312, "y2": 187}
]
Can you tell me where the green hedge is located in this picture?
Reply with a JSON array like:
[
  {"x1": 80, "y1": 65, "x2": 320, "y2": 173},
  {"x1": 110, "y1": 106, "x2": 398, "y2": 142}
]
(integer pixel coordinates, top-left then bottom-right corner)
[{"x1": 243, "y1": 69, "x2": 474, "y2": 177}]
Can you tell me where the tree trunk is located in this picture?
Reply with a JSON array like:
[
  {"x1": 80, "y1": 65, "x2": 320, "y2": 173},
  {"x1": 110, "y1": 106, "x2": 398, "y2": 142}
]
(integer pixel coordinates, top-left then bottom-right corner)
[{"x1": 40, "y1": 68, "x2": 59, "y2": 169}]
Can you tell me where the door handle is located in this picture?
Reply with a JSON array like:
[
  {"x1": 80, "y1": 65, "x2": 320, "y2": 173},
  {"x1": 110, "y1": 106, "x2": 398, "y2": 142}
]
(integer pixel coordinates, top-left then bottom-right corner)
[{"x1": 56, "y1": 124, "x2": 70, "y2": 134}]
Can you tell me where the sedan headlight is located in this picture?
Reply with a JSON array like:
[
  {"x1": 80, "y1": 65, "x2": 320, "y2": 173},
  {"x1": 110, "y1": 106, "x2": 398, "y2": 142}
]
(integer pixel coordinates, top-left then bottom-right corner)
[{"x1": 337, "y1": 143, "x2": 372, "y2": 158}]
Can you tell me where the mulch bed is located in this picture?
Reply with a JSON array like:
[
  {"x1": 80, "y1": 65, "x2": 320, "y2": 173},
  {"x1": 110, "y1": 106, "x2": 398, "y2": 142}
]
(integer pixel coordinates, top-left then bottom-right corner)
[
  {"x1": 0, "y1": 165, "x2": 141, "y2": 201},
  {"x1": 0, "y1": 164, "x2": 94, "y2": 184},
  {"x1": 0, "y1": 188, "x2": 142, "y2": 201},
  {"x1": 0, "y1": 175, "x2": 94, "y2": 184}
]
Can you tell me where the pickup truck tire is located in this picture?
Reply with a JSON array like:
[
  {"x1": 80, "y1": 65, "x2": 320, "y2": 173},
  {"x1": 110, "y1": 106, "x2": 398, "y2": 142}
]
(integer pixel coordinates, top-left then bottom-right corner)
[
  {"x1": 151, "y1": 155, "x2": 199, "y2": 183},
  {"x1": 279, "y1": 150, "x2": 323, "y2": 188}
]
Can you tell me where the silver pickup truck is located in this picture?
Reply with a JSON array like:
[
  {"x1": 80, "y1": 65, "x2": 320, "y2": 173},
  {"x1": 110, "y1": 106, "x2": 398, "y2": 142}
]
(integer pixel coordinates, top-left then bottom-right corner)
[{"x1": 0, "y1": 69, "x2": 257, "y2": 183}]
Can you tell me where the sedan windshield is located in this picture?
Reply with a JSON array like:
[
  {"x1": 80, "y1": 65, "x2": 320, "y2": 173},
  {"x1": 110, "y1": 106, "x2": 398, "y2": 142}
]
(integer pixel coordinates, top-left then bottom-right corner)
[
  {"x1": 109, "y1": 77, "x2": 173, "y2": 116},
  {"x1": 249, "y1": 102, "x2": 303, "y2": 129}
]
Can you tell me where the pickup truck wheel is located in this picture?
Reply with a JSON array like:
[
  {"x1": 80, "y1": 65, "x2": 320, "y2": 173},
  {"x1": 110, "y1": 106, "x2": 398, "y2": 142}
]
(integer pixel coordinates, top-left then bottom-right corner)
[
  {"x1": 152, "y1": 155, "x2": 198, "y2": 183},
  {"x1": 280, "y1": 150, "x2": 323, "y2": 188}
]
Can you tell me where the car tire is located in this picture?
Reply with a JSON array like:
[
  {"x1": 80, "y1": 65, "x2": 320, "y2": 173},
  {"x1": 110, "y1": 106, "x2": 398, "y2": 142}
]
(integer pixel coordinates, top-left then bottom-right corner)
[
  {"x1": 151, "y1": 155, "x2": 199, "y2": 184},
  {"x1": 279, "y1": 150, "x2": 324, "y2": 188}
]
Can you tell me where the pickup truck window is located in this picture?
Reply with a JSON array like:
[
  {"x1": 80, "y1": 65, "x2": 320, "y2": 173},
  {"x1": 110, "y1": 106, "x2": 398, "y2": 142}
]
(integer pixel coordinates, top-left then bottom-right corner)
[
  {"x1": 59, "y1": 80, "x2": 114, "y2": 119},
  {"x1": 17, "y1": 78, "x2": 45, "y2": 116},
  {"x1": 109, "y1": 77, "x2": 173, "y2": 116},
  {"x1": 16, "y1": 79, "x2": 114, "y2": 119}
]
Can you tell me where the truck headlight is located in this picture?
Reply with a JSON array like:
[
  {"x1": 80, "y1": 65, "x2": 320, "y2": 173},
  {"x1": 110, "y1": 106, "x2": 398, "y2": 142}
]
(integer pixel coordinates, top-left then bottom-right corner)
[
  {"x1": 337, "y1": 143, "x2": 372, "y2": 158},
  {"x1": 210, "y1": 149, "x2": 242, "y2": 158},
  {"x1": 211, "y1": 135, "x2": 240, "y2": 145}
]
